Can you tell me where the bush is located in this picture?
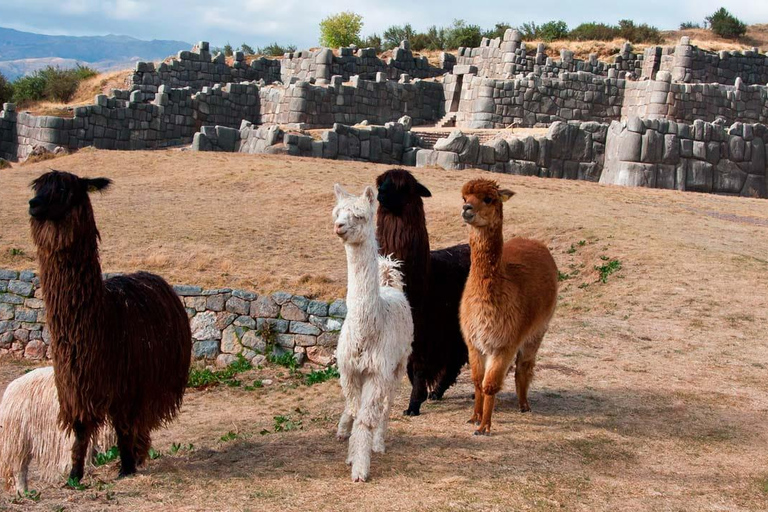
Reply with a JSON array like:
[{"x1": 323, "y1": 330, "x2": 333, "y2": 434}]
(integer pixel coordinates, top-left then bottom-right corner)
[
  {"x1": 0, "y1": 72, "x2": 12, "y2": 105},
  {"x1": 11, "y1": 65, "x2": 97, "y2": 105},
  {"x1": 483, "y1": 23, "x2": 511, "y2": 40},
  {"x1": 568, "y1": 22, "x2": 617, "y2": 41},
  {"x1": 223, "y1": 43, "x2": 233, "y2": 57},
  {"x1": 257, "y1": 43, "x2": 297, "y2": 56},
  {"x1": 11, "y1": 73, "x2": 46, "y2": 104},
  {"x1": 538, "y1": 20, "x2": 569, "y2": 42},
  {"x1": 39, "y1": 67, "x2": 79, "y2": 103},
  {"x1": 680, "y1": 21, "x2": 701, "y2": 30},
  {"x1": 445, "y1": 19, "x2": 482, "y2": 49},
  {"x1": 361, "y1": 34, "x2": 382, "y2": 52},
  {"x1": 422, "y1": 25, "x2": 448, "y2": 51},
  {"x1": 240, "y1": 43, "x2": 255, "y2": 55},
  {"x1": 383, "y1": 24, "x2": 416, "y2": 50},
  {"x1": 319, "y1": 11, "x2": 363, "y2": 47},
  {"x1": 706, "y1": 7, "x2": 747, "y2": 39},
  {"x1": 617, "y1": 19, "x2": 662, "y2": 44}
]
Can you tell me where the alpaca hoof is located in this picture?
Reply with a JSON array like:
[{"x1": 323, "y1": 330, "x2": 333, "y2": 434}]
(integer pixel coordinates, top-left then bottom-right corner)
[
  {"x1": 117, "y1": 468, "x2": 136, "y2": 479},
  {"x1": 403, "y1": 408, "x2": 420, "y2": 416},
  {"x1": 428, "y1": 391, "x2": 444, "y2": 401},
  {"x1": 520, "y1": 404, "x2": 531, "y2": 413},
  {"x1": 473, "y1": 429, "x2": 491, "y2": 436},
  {"x1": 336, "y1": 433, "x2": 350, "y2": 442},
  {"x1": 372, "y1": 443, "x2": 386, "y2": 454},
  {"x1": 353, "y1": 476, "x2": 367, "y2": 483}
]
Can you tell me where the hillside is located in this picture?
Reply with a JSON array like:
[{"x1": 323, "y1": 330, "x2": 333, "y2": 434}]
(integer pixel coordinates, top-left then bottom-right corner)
[{"x1": 0, "y1": 26, "x2": 189, "y2": 79}]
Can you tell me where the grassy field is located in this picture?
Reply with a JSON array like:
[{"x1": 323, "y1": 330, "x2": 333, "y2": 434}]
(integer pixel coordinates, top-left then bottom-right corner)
[{"x1": 0, "y1": 151, "x2": 767, "y2": 510}]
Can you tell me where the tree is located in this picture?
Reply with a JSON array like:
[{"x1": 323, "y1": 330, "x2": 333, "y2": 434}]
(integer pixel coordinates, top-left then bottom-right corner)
[
  {"x1": 240, "y1": 43, "x2": 255, "y2": 55},
  {"x1": 383, "y1": 24, "x2": 415, "y2": 50},
  {"x1": 319, "y1": 11, "x2": 363, "y2": 47},
  {"x1": 706, "y1": 7, "x2": 747, "y2": 39},
  {"x1": 538, "y1": 21, "x2": 569, "y2": 42},
  {"x1": 361, "y1": 33, "x2": 383, "y2": 52},
  {"x1": 223, "y1": 43, "x2": 233, "y2": 57},
  {"x1": 483, "y1": 23, "x2": 511, "y2": 40},
  {"x1": 0, "y1": 72, "x2": 14, "y2": 106},
  {"x1": 445, "y1": 19, "x2": 482, "y2": 49}
]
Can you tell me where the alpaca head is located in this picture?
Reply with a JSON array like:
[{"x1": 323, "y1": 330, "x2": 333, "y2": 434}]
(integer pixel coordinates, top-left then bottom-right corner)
[
  {"x1": 332, "y1": 184, "x2": 376, "y2": 245},
  {"x1": 28, "y1": 170, "x2": 112, "y2": 249},
  {"x1": 460, "y1": 179, "x2": 514, "y2": 229},
  {"x1": 375, "y1": 169, "x2": 431, "y2": 216}
]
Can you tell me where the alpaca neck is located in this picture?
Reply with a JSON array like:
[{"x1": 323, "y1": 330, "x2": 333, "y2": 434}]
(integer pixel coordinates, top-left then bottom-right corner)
[
  {"x1": 376, "y1": 207, "x2": 430, "y2": 303},
  {"x1": 37, "y1": 233, "x2": 105, "y2": 345},
  {"x1": 467, "y1": 221, "x2": 504, "y2": 292},
  {"x1": 344, "y1": 229, "x2": 381, "y2": 319}
]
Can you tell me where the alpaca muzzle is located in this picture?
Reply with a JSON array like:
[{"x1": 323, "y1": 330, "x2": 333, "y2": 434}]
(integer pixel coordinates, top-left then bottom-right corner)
[{"x1": 461, "y1": 204, "x2": 475, "y2": 223}]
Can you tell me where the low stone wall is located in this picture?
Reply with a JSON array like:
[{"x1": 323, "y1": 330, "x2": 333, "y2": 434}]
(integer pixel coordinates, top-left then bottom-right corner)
[
  {"x1": 0, "y1": 269, "x2": 346, "y2": 367},
  {"x1": 664, "y1": 37, "x2": 768, "y2": 86},
  {"x1": 601, "y1": 118, "x2": 767, "y2": 197},
  {"x1": 414, "y1": 121, "x2": 605, "y2": 181},
  {"x1": 280, "y1": 41, "x2": 445, "y2": 83},
  {"x1": 193, "y1": 119, "x2": 420, "y2": 165},
  {"x1": 131, "y1": 41, "x2": 281, "y2": 99},
  {"x1": 455, "y1": 29, "x2": 643, "y2": 80},
  {"x1": 260, "y1": 75, "x2": 444, "y2": 128},
  {"x1": 449, "y1": 72, "x2": 625, "y2": 129},
  {"x1": 622, "y1": 72, "x2": 768, "y2": 125}
]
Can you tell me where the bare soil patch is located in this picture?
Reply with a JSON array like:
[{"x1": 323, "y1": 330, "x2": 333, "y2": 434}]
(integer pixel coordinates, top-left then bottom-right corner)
[{"x1": 0, "y1": 150, "x2": 767, "y2": 510}]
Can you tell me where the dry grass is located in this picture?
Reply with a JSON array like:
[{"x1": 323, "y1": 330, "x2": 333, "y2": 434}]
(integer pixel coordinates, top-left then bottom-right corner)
[
  {"x1": 22, "y1": 70, "x2": 133, "y2": 117},
  {"x1": 0, "y1": 150, "x2": 768, "y2": 510}
]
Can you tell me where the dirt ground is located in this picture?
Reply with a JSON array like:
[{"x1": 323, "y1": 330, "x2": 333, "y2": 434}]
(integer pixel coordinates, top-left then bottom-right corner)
[{"x1": 0, "y1": 150, "x2": 767, "y2": 510}]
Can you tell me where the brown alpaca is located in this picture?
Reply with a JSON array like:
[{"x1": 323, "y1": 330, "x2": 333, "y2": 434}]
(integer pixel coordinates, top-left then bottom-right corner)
[
  {"x1": 459, "y1": 179, "x2": 558, "y2": 436},
  {"x1": 28, "y1": 170, "x2": 191, "y2": 481}
]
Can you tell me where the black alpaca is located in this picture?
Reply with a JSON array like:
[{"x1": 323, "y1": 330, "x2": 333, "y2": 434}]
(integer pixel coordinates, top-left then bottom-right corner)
[{"x1": 376, "y1": 169, "x2": 470, "y2": 415}]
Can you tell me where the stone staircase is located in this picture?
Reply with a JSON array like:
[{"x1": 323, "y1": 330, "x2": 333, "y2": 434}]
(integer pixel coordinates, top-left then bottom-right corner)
[
  {"x1": 414, "y1": 130, "x2": 500, "y2": 150},
  {"x1": 434, "y1": 112, "x2": 457, "y2": 129}
]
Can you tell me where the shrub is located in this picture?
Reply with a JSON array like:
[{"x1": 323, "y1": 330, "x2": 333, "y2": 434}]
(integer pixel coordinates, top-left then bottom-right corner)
[
  {"x1": 0, "y1": 72, "x2": 12, "y2": 105},
  {"x1": 11, "y1": 73, "x2": 46, "y2": 104},
  {"x1": 422, "y1": 25, "x2": 448, "y2": 51},
  {"x1": 445, "y1": 19, "x2": 482, "y2": 49},
  {"x1": 240, "y1": 43, "x2": 255, "y2": 55},
  {"x1": 257, "y1": 42, "x2": 297, "y2": 56},
  {"x1": 483, "y1": 23, "x2": 511, "y2": 40},
  {"x1": 319, "y1": 11, "x2": 363, "y2": 47},
  {"x1": 706, "y1": 7, "x2": 747, "y2": 39},
  {"x1": 617, "y1": 19, "x2": 662, "y2": 44},
  {"x1": 538, "y1": 20, "x2": 569, "y2": 42},
  {"x1": 39, "y1": 67, "x2": 79, "y2": 103},
  {"x1": 569, "y1": 22, "x2": 617, "y2": 41},
  {"x1": 383, "y1": 24, "x2": 415, "y2": 50},
  {"x1": 361, "y1": 33, "x2": 382, "y2": 52},
  {"x1": 223, "y1": 43, "x2": 233, "y2": 57},
  {"x1": 680, "y1": 21, "x2": 701, "y2": 30}
]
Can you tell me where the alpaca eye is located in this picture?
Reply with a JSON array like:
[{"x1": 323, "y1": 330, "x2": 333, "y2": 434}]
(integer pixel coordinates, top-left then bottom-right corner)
[{"x1": 483, "y1": 197, "x2": 492, "y2": 204}]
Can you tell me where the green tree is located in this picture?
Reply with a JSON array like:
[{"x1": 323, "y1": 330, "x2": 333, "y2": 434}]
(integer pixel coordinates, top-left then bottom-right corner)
[
  {"x1": 361, "y1": 33, "x2": 383, "y2": 52},
  {"x1": 445, "y1": 19, "x2": 482, "y2": 49},
  {"x1": 706, "y1": 7, "x2": 747, "y2": 39},
  {"x1": 483, "y1": 23, "x2": 511, "y2": 40},
  {"x1": 223, "y1": 43, "x2": 233, "y2": 57},
  {"x1": 319, "y1": 11, "x2": 363, "y2": 47},
  {"x1": 257, "y1": 43, "x2": 297, "y2": 56},
  {"x1": 538, "y1": 21, "x2": 569, "y2": 42},
  {"x1": 240, "y1": 43, "x2": 255, "y2": 55},
  {"x1": 383, "y1": 24, "x2": 416, "y2": 50},
  {"x1": 0, "y1": 72, "x2": 13, "y2": 105}
]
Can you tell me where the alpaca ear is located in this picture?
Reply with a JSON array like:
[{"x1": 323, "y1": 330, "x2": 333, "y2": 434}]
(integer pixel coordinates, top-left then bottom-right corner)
[
  {"x1": 363, "y1": 186, "x2": 376, "y2": 205},
  {"x1": 416, "y1": 182, "x2": 432, "y2": 198},
  {"x1": 499, "y1": 189, "x2": 515, "y2": 202},
  {"x1": 333, "y1": 184, "x2": 350, "y2": 201},
  {"x1": 85, "y1": 177, "x2": 112, "y2": 193}
]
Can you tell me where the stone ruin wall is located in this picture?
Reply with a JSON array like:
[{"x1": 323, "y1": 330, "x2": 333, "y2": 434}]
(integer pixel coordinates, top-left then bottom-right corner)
[
  {"x1": 455, "y1": 29, "x2": 643, "y2": 80},
  {"x1": 0, "y1": 268, "x2": 347, "y2": 367},
  {"x1": 280, "y1": 41, "x2": 445, "y2": 84},
  {"x1": 662, "y1": 37, "x2": 768, "y2": 86}
]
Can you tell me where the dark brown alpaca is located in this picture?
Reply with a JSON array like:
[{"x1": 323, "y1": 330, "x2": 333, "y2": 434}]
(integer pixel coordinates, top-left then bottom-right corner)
[
  {"x1": 28, "y1": 170, "x2": 191, "y2": 481},
  {"x1": 376, "y1": 169, "x2": 470, "y2": 415},
  {"x1": 459, "y1": 179, "x2": 558, "y2": 435}
]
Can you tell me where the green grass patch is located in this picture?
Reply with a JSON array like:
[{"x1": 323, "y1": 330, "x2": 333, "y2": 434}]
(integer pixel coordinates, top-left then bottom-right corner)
[
  {"x1": 595, "y1": 258, "x2": 622, "y2": 283},
  {"x1": 220, "y1": 431, "x2": 239, "y2": 442},
  {"x1": 188, "y1": 354, "x2": 253, "y2": 388},
  {"x1": 94, "y1": 446, "x2": 119, "y2": 466},
  {"x1": 304, "y1": 366, "x2": 339, "y2": 385},
  {"x1": 273, "y1": 414, "x2": 303, "y2": 432},
  {"x1": 66, "y1": 477, "x2": 88, "y2": 490}
]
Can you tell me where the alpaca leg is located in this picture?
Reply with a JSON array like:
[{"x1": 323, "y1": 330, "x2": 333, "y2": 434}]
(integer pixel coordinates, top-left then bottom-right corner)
[
  {"x1": 14, "y1": 462, "x2": 29, "y2": 494},
  {"x1": 69, "y1": 420, "x2": 94, "y2": 482},
  {"x1": 350, "y1": 380, "x2": 385, "y2": 482},
  {"x1": 337, "y1": 372, "x2": 360, "y2": 442},
  {"x1": 467, "y1": 344, "x2": 486, "y2": 425},
  {"x1": 430, "y1": 353, "x2": 465, "y2": 400},
  {"x1": 115, "y1": 424, "x2": 137, "y2": 478},
  {"x1": 404, "y1": 367, "x2": 428, "y2": 416},
  {"x1": 515, "y1": 333, "x2": 544, "y2": 413},
  {"x1": 373, "y1": 381, "x2": 397, "y2": 453},
  {"x1": 476, "y1": 351, "x2": 516, "y2": 436},
  {"x1": 134, "y1": 429, "x2": 152, "y2": 466}
]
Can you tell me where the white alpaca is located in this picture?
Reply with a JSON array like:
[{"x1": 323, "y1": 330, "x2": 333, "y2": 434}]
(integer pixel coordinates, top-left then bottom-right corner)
[
  {"x1": 332, "y1": 184, "x2": 414, "y2": 483},
  {"x1": 0, "y1": 367, "x2": 116, "y2": 493}
]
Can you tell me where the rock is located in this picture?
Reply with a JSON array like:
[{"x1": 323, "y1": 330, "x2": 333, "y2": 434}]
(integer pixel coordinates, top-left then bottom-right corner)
[
  {"x1": 433, "y1": 130, "x2": 468, "y2": 153},
  {"x1": 289, "y1": 321, "x2": 321, "y2": 336},
  {"x1": 397, "y1": 116, "x2": 412, "y2": 130},
  {"x1": 220, "y1": 325, "x2": 244, "y2": 354},
  {"x1": 206, "y1": 294, "x2": 226, "y2": 312},
  {"x1": 714, "y1": 159, "x2": 747, "y2": 194},
  {"x1": 24, "y1": 339, "x2": 46, "y2": 360},
  {"x1": 193, "y1": 340, "x2": 219, "y2": 359},
  {"x1": 241, "y1": 330, "x2": 267, "y2": 353},
  {"x1": 250, "y1": 295, "x2": 279, "y2": 318},
  {"x1": 329, "y1": 299, "x2": 347, "y2": 318},
  {"x1": 225, "y1": 297, "x2": 250, "y2": 315},
  {"x1": 216, "y1": 353, "x2": 238, "y2": 368},
  {"x1": 8, "y1": 280, "x2": 33, "y2": 297},
  {"x1": 306, "y1": 346, "x2": 336, "y2": 366},
  {"x1": 234, "y1": 315, "x2": 256, "y2": 329},
  {"x1": 191, "y1": 311, "x2": 221, "y2": 340},
  {"x1": 281, "y1": 302, "x2": 308, "y2": 322},
  {"x1": 307, "y1": 300, "x2": 329, "y2": 317}
]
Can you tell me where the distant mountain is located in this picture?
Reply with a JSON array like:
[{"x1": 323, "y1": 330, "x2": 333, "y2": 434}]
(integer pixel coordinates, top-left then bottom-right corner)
[{"x1": 0, "y1": 27, "x2": 189, "y2": 79}]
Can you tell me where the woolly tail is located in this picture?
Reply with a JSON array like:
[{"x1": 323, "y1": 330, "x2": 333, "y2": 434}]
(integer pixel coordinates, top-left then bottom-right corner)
[{"x1": 378, "y1": 255, "x2": 405, "y2": 291}]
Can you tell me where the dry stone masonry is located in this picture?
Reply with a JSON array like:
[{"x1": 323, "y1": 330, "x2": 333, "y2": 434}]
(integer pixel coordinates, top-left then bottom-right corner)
[{"x1": 0, "y1": 269, "x2": 346, "y2": 367}]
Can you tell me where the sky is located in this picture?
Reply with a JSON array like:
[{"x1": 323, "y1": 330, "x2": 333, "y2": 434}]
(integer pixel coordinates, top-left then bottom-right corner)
[{"x1": 1, "y1": 0, "x2": 766, "y2": 49}]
